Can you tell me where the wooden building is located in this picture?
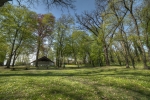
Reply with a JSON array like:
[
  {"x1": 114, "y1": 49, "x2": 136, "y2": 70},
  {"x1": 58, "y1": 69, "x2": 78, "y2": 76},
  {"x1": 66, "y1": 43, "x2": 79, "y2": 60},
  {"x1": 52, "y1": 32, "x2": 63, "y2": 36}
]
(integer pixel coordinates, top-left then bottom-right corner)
[{"x1": 31, "y1": 56, "x2": 54, "y2": 68}]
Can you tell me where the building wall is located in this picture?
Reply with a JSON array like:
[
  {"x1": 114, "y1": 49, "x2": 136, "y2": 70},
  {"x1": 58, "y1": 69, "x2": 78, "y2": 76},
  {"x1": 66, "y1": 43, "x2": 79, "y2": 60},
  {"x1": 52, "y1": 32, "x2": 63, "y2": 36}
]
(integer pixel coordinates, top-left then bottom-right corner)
[{"x1": 32, "y1": 61, "x2": 54, "y2": 67}]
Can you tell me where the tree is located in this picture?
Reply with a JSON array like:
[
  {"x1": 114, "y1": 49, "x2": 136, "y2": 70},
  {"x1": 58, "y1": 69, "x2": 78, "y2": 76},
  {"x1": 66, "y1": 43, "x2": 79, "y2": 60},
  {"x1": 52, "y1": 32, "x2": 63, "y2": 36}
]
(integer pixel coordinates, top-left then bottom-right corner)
[
  {"x1": 138, "y1": 1, "x2": 150, "y2": 62},
  {"x1": 54, "y1": 15, "x2": 74, "y2": 68},
  {"x1": 34, "y1": 13, "x2": 55, "y2": 68},
  {"x1": 70, "y1": 30, "x2": 90, "y2": 66},
  {"x1": 76, "y1": 9, "x2": 113, "y2": 66},
  {"x1": 107, "y1": 0, "x2": 136, "y2": 68},
  {"x1": 121, "y1": 0, "x2": 149, "y2": 69},
  {"x1": 0, "y1": 4, "x2": 36, "y2": 68}
]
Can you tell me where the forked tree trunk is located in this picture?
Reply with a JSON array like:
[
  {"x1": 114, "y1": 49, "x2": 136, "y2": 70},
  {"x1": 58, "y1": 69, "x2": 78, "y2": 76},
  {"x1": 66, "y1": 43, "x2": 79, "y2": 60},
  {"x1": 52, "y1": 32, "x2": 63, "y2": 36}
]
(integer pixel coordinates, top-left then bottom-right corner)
[
  {"x1": 123, "y1": 0, "x2": 149, "y2": 69},
  {"x1": 6, "y1": 30, "x2": 19, "y2": 68},
  {"x1": 12, "y1": 54, "x2": 16, "y2": 67}
]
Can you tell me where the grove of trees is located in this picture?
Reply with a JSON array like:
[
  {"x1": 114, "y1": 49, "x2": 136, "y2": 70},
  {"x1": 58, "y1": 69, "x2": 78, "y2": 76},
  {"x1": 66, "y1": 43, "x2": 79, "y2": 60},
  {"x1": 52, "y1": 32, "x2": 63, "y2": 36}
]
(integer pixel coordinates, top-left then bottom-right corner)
[{"x1": 0, "y1": 0, "x2": 150, "y2": 69}]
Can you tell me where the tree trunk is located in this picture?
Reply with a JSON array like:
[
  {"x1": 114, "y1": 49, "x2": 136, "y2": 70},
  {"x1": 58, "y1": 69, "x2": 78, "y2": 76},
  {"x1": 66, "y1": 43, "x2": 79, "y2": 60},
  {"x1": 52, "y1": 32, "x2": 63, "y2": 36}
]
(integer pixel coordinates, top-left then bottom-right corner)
[
  {"x1": 148, "y1": 49, "x2": 150, "y2": 62},
  {"x1": 6, "y1": 55, "x2": 12, "y2": 68},
  {"x1": 123, "y1": 0, "x2": 149, "y2": 69},
  {"x1": 83, "y1": 55, "x2": 86, "y2": 64},
  {"x1": 117, "y1": 55, "x2": 122, "y2": 66},
  {"x1": 87, "y1": 51, "x2": 92, "y2": 66},
  {"x1": 133, "y1": 42, "x2": 141, "y2": 62},
  {"x1": 12, "y1": 54, "x2": 16, "y2": 67},
  {"x1": 56, "y1": 58, "x2": 60, "y2": 68},
  {"x1": 126, "y1": 44, "x2": 135, "y2": 69},
  {"x1": 59, "y1": 50, "x2": 63, "y2": 68},
  {"x1": 7, "y1": 30, "x2": 19, "y2": 68},
  {"x1": 109, "y1": 50, "x2": 114, "y2": 64},
  {"x1": 104, "y1": 44, "x2": 110, "y2": 66},
  {"x1": 132, "y1": 17, "x2": 148, "y2": 69},
  {"x1": 125, "y1": 56, "x2": 130, "y2": 68},
  {"x1": 35, "y1": 37, "x2": 41, "y2": 68},
  {"x1": 120, "y1": 42, "x2": 130, "y2": 68}
]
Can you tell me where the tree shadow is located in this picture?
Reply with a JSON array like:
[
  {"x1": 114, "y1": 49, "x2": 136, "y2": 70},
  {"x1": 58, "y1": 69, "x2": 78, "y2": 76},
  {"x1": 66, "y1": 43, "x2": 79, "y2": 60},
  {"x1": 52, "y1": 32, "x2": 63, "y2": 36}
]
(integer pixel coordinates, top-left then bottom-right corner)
[{"x1": 0, "y1": 67, "x2": 150, "y2": 78}]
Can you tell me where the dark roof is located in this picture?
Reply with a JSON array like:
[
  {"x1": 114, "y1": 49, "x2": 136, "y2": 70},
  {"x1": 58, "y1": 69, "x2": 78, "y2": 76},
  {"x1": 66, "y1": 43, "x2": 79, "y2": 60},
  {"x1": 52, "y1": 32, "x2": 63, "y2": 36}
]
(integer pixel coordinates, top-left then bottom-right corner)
[{"x1": 32, "y1": 56, "x2": 54, "y2": 63}]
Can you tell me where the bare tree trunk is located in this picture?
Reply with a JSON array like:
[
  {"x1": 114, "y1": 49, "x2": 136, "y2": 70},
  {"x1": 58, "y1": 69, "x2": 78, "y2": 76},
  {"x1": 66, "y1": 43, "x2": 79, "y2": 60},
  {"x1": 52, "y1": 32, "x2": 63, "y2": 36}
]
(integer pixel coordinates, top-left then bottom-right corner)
[
  {"x1": 83, "y1": 55, "x2": 86, "y2": 64},
  {"x1": 117, "y1": 55, "x2": 122, "y2": 66},
  {"x1": 60, "y1": 51, "x2": 63, "y2": 68},
  {"x1": 133, "y1": 41, "x2": 141, "y2": 62},
  {"x1": 56, "y1": 49, "x2": 59, "y2": 68},
  {"x1": 124, "y1": 46, "x2": 130, "y2": 68},
  {"x1": 7, "y1": 44, "x2": 15, "y2": 68},
  {"x1": 120, "y1": 42, "x2": 130, "y2": 68},
  {"x1": 123, "y1": 30, "x2": 135, "y2": 69},
  {"x1": 87, "y1": 51, "x2": 93, "y2": 66},
  {"x1": 12, "y1": 38, "x2": 23, "y2": 67},
  {"x1": 124, "y1": 47, "x2": 130, "y2": 68},
  {"x1": 109, "y1": 49, "x2": 114, "y2": 64},
  {"x1": 35, "y1": 37, "x2": 41, "y2": 68},
  {"x1": 104, "y1": 44, "x2": 110, "y2": 66},
  {"x1": 12, "y1": 54, "x2": 16, "y2": 67},
  {"x1": 6, "y1": 30, "x2": 19, "y2": 68},
  {"x1": 126, "y1": 45, "x2": 135, "y2": 69}
]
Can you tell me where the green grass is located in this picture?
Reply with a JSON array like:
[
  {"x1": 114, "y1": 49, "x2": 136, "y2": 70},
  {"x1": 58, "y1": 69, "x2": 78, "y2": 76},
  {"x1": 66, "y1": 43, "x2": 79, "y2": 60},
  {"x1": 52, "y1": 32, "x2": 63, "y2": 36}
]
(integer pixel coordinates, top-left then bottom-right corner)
[{"x1": 0, "y1": 66, "x2": 150, "y2": 100}]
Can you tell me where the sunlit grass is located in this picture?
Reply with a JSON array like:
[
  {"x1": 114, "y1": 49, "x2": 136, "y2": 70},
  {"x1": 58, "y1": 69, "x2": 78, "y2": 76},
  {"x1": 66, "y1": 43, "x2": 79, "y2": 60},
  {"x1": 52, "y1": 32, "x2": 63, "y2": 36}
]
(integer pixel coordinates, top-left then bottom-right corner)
[{"x1": 0, "y1": 66, "x2": 150, "y2": 100}]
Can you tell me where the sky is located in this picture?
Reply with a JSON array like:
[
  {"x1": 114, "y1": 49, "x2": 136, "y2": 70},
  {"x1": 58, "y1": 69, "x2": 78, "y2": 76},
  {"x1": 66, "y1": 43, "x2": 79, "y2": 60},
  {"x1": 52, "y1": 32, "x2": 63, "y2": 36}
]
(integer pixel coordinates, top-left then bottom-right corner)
[
  {"x1": 11, "y1": 0, "x2": 96, "y2": 19},
  {"x1": 33, "y1": 0, "x2": 95, "y2": 18}
]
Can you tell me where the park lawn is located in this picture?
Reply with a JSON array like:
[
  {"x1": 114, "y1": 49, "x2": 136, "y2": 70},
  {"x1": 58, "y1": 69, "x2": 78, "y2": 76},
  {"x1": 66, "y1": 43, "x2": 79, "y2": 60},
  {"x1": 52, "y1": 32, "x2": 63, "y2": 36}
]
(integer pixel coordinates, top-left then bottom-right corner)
[{"x1": 0, "y1": 66, "x2": 150, "y2": 100}]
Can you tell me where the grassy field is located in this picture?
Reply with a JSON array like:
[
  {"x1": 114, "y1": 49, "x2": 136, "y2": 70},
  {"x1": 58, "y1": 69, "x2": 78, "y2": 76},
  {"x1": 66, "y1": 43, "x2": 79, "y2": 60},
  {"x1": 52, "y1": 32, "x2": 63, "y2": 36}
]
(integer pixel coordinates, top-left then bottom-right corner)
[{"x1": 0, "y1": 66, "x2": 150, "y2": 100}]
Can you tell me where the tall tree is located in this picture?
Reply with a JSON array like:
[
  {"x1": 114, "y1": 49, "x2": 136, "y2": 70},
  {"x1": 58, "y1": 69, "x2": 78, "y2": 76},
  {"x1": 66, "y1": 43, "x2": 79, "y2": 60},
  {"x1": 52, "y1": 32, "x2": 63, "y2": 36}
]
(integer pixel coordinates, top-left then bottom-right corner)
[
  {"x1": 138, "y1": 1, "x2": 150, "y2": 62},
  {"x1": 70, "y1": 30, "x2": 90, "y2": 65},
  {"x1": 34, "y1": 13, "x2": 55, "y2": 68},
  {"x1": 121, "y1": 0, "x2": 149, "y2": 69},
  {"x1": 54, "y1": 15, "x2": 74, "y2": 68},
  {"x1": 108, "y1": 0, "x2": 136, "y2": 68},
  {"x1": 76, "y1": 0, "x2": 124, "y2": 66},
  {"x1": 0, "y1": 4, "x2": 36, "y2": 68}
]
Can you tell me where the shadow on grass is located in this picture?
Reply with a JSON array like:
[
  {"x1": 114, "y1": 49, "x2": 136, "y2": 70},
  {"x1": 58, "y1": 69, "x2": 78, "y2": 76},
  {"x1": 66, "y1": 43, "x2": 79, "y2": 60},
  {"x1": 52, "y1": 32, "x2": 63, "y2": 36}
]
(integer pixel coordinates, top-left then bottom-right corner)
[
  {"x1": 107, "y1": 81, "x2": 150, "y2": 98},
  {"x1": 0, "y1": 66, "x2": 150, "y2": 79},
  {"x1": 0, "y1": 67, "x2": 150, "y2": 99},
  {"x1": 0, "y1": 68, "x2": 150, "y2": 78}
]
